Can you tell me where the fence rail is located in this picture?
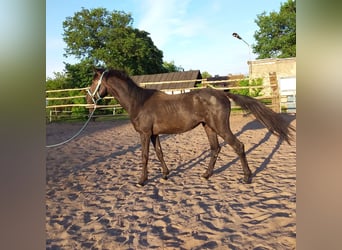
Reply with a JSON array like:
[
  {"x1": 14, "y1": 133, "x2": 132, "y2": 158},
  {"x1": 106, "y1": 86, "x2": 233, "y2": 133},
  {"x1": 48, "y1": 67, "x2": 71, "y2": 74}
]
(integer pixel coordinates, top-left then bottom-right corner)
[
  {"x1": 46, "y1": 77, "x2": 282, "y2": 122},
  {"x1": 46, "y1": 87, "x2": 88, "y2": 93}
]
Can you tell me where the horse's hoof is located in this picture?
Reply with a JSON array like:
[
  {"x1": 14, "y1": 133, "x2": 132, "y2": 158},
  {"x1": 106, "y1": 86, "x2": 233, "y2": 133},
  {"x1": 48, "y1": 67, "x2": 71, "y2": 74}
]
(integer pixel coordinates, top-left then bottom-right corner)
[
  {"x1": 242, "y1": 176, "x2": 252, "y2": 184},
  {"x1": 162, "y1": 175, "x2": 168, "y2": 180},
  {"x1": 201, "y1": 173, "x2": 211, "y2": 179},
  {"x1": 136, "y1": 181, "x2": 145, "y2": 187}
]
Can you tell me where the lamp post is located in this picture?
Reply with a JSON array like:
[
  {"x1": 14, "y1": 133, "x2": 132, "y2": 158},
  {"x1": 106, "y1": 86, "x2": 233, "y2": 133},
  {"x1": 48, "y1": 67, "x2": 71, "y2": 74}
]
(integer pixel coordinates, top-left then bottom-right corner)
[
  {"x1": 232, "y1": 32, "x2": 253, "y2": 81},
  {"x1": 232, "y1": 32, "x2": 251, "y2": 61}
]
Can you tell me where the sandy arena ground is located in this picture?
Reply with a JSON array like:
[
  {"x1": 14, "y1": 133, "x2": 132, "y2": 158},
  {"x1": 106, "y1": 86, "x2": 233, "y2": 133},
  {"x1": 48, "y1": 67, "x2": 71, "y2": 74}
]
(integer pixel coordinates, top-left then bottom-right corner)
[{"x1": 46, "y1": 114, "x2": 296, "y2": 249}]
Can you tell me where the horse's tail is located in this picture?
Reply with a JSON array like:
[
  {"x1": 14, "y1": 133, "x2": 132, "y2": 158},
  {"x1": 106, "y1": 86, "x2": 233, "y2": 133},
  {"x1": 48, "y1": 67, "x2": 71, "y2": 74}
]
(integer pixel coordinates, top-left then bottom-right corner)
[{"x1": 225, "y1": 92, "x2": 295, "y2": 144}]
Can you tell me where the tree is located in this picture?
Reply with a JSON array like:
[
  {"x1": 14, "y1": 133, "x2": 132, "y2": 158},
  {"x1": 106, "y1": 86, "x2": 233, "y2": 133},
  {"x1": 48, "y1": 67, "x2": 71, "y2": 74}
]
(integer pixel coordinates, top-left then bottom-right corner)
[
  {"x1": 64, "y1": 59, "x2": 94, "y2": 88},
  {"x1": 62, "y1": 8, "x2": 165, "y2": 75},
  {"x1": 46, "y1": 72, "x2": 70, "y2": 90},
  {"x1": 162, "y1": 60, "x2": 184, "y2": 72},
  {"x1": 253, "y1": 0, "x2": 296, "y2": 59},
  {"x1": 201, "y1": 71, "x2": 212, "y2": 79}
]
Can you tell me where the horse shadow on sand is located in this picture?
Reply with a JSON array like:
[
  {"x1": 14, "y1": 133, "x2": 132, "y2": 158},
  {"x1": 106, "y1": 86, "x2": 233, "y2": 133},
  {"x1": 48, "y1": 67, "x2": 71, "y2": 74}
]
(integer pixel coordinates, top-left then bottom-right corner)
[
  {"x1": 65, "y1": 133, "x2": 174, "y2": 182},
  {"x1": 151, "y1": 114, "x2": 296, "y2": 183},
  {"x1": 216, "y1": 113, "x2": 295, "y2": 179}
]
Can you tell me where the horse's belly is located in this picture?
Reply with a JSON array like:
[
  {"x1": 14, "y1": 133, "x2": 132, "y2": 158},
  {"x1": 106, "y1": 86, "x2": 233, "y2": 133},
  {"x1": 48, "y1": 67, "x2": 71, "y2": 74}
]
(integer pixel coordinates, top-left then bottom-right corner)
[{"x1": 153, "y1": 115, "x2": 201, "y2": 134}]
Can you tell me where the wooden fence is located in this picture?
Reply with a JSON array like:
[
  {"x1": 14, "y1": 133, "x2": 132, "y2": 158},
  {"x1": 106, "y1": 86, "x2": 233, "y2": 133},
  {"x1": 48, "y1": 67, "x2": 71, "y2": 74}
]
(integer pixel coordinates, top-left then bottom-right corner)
[{"x1": 46, "y1": 77, "x2": 282, "y2": 122}]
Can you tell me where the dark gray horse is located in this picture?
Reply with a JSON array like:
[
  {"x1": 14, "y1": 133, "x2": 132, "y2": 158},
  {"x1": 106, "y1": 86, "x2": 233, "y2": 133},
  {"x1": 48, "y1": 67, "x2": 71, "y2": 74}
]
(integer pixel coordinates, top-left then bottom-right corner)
[{"x1": 87, "y1": 68, "x2": 294, "y2": 186}]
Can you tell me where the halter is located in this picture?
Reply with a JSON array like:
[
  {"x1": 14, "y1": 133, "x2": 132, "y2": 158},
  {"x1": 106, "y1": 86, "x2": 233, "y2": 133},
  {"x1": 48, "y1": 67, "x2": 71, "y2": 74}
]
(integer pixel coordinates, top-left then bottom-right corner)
[{"x1": 87, "y1": 69, "x2": 109, "y2": 104}]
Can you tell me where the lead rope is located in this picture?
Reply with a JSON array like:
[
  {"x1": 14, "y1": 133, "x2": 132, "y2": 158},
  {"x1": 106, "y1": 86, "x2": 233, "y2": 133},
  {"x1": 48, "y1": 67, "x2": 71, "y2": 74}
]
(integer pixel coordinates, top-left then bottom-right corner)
[
  {"x1": 46, "y1": 99, "x2": 100, "y2": 148},
  {"x1": 46, "y1": 70, "x2": 108, "y2": 148}
]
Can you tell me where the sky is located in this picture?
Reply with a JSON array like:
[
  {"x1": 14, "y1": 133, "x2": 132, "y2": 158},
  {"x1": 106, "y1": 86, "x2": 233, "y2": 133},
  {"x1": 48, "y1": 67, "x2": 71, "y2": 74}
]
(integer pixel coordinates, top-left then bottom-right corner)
[{"x1": 46, "y1": 0, "x2": 285, "y2": 78}]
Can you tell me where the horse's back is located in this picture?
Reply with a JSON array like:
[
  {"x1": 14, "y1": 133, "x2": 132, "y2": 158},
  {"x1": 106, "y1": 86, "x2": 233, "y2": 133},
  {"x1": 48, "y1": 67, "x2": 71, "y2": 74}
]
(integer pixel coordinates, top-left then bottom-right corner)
[
  {"x1": 150, "y1": 88, "x2": 231, "y2": 114},
  {"x1": 193, "y1": 88, "x2": 231, "y2": 108}
]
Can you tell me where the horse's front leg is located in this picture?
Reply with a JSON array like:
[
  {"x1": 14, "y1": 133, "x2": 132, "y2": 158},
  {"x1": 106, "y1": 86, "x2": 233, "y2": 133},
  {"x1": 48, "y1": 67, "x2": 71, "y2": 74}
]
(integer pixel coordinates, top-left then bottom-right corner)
[
  {"x1": 138, "y1": 133, "x2": 151, "y2": 186},
  {"x1": 151, "y1": 135, "x2": 169, "y2": 180}
]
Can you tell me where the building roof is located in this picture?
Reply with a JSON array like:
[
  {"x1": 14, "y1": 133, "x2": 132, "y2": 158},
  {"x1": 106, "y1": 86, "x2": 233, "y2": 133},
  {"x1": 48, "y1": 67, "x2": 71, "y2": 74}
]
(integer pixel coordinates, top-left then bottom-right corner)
[
  {"x1": 131, "y1": 70, "x2": 202, "y2": 90},
  {"x1": 206, "y1": 74, "x2": 245, "y2": 87}
]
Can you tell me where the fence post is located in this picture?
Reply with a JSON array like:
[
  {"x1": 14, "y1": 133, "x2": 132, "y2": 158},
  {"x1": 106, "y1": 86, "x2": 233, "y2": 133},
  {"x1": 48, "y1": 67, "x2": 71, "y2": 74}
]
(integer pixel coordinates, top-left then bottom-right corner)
[
  {"x1": 202, "y1": 78, "x2": 208, "y2": 88},
  {"x1": 269, "y1": 72, "x2": 280, "y2": 113}
]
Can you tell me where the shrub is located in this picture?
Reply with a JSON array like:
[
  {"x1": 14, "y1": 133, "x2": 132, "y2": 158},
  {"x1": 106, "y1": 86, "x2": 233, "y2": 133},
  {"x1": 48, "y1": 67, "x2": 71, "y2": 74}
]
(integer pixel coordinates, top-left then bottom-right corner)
[{"x1": 230, "y1": 78, "x2": 263, "y2": 97}]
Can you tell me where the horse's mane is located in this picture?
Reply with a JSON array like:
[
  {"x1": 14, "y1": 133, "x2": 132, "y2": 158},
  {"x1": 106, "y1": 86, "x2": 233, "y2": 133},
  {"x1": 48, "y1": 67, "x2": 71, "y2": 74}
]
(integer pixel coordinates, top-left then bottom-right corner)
[
  {"x1": 101, "y1": 69, "x2": 138, "y2": 87},
  {"x1": 100, "y1": 68, "x2": 156, "y2": 102},
  {"x1": 92, "y1": 68, "x2": 136, "y2": 86}
]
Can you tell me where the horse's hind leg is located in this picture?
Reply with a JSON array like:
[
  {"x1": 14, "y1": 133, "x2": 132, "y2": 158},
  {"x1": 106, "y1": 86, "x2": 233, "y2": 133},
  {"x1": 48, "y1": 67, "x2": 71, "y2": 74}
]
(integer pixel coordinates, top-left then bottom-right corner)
[
  {"x1": 221, "y1": 128, "x2": 252, "y2": 183},
  {"x1": 202, "y1": 125, "x2": 221, "y2": 179},
  {"x1": 151, "y1": 135, "x2": 170, "y2": 179}
]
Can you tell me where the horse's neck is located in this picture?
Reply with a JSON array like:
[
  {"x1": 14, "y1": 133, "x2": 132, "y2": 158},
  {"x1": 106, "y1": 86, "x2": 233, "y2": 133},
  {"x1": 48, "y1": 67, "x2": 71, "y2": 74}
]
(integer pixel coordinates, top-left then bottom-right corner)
[{"x1": 107, "y1": 77, "x2": 145, "y2": 114}]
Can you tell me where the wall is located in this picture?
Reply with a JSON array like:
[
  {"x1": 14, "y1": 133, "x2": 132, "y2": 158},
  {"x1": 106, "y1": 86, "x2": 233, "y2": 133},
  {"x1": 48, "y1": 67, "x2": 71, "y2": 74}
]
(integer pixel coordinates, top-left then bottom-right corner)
[
  {"x1": 248, "y1": 57, "x2": 296, "y2": 96},
  {"x1": 248, "y1": 57, "x2": 296, "y2": 83}
]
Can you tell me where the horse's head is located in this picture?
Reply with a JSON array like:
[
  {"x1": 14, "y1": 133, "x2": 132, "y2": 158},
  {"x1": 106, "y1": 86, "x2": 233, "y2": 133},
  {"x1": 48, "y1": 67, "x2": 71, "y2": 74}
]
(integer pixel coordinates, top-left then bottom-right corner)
[{"x1": 86, "y1": 68, "x2": 109, "y2": 106}]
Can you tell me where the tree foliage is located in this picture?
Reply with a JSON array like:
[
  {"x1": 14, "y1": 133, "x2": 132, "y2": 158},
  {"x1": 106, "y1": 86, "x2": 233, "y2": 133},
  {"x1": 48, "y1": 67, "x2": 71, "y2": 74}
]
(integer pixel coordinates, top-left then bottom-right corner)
[
  {"x1": 230, "y1": 78, "x2": 263, "y2": 97},
  {"x1": 46, "y1": 72, "x2": 69, "y2": 90},
  {"x1": 162, "y1": 60, "x2": 184, "y2": 73},
  {"x1": 62, "y1": 8, "x2": 165, "y2": 75},
  {"x1": 201, "y1": 71, "x2": 212, "y2": 79},
  {"x1": 64, "y1": 60, "x2": 95, "y2": 88},
  {"x1": 253, "y1": 0, "x2": 296, "y2": 59}
]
